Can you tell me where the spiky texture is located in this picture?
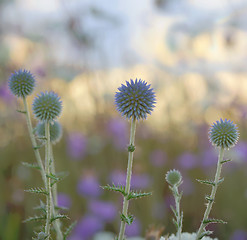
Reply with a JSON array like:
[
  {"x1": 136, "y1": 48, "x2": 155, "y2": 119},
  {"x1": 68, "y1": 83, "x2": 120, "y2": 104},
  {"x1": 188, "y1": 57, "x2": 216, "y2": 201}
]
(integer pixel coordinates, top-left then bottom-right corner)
[
  {"x1": 8, "y1": 69, "x2": 35, "y2": 98},
  {"x1": 36, "y1": 121, "x2": 62, "y2": 144},
  {"x1": 32, "y1": 91, "x2": 62, "y2": 122},
  {"x1": 166, "y1": 169, "x2": 182, "y2": 186},
  {"x1": 209, "y1": 119, "x2": 239, "y2": 149},
  {"x1": 115, "y1": 79, "x2": 156, "y2": 120}
]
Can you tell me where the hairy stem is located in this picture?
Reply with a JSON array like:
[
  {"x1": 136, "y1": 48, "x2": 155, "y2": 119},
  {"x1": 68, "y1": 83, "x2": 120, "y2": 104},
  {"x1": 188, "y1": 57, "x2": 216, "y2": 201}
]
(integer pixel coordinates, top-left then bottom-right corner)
[
  {"x1": 118, "y1": 118, "x2": 137, "y2": 240},
  {"x1": 196, "y1": 147, "x2": 225, "y2": 240},
  {"x1": 50, "y1": 146, "x2": 63, "y2": 240},
  {"x1": 173, "y1": 185, "x2": 182, "y2": 240},
  {"x1": 45, "y1": 122, "x2": 52, "y2": 236},
  {"x1": 22, "y1": 97, "x2": 46, "y2": 186}
]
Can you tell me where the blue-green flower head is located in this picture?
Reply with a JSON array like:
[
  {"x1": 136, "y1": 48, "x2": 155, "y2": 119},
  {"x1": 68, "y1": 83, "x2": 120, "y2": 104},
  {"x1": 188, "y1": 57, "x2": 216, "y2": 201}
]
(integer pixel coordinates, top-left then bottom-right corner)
[
  {"x1": 165, "y1": 169, "x2": 182, "y2": 186},
  {"x1": 8, "y1": 69, "x2": 35, "y2": 98},
  {"x1": 115, "y1": 79, "x2": 156, "y2": 120},
  {"x1": 209, "y1": 119, "x2": 239, "y2": 149},
  {"x1": 36, "y1": 121, "x2": 63, "y2": 144},
  {"x1": 32, "y1": 91, "x2": 62, "y2": 122}
]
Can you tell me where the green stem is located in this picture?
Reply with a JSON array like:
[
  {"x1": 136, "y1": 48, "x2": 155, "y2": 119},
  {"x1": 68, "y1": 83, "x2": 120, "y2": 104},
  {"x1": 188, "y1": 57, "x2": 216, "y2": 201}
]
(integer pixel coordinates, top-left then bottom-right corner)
[
  {"x1": 45, "y1": 122, "x2": 52, "y2": 237},
  {"x1": 196, "y1": 147, "x2": 225, "y2": 240},
  {"x1": 173, "y1": 185, "x2": 182, "y2": 240},
  {"x1": 50, "y1": 146, "x2": 63, "y2": 240},
  {"x1": 118, "y1": 118, "x2": 137, "y2": 240},
  {"x1": 22, "y1": 97, "x2": 46, "y2": 186}
]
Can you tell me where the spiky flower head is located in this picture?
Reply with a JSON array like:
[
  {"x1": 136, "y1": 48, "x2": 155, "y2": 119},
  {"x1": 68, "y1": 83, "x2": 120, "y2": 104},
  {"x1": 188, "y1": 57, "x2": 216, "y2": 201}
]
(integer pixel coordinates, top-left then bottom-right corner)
[
  {"x1": 32, "y1": 91, "x2": 62, "y2": 122},
  {"x1": 8, "y1": 69, "x2": 35, "y2": 98},
  {"x1": 166, "y1": 169, "x2": 182, "y2": 186},
  {"x1": 115, "y1": 79, "x2": 156, "y2": 120},
  {"x1": 36, "y1": 121, "x2": 63, "y2": 144},
  {"x1": 209, "y1": 119, "x2": 239, "y2": 149}
]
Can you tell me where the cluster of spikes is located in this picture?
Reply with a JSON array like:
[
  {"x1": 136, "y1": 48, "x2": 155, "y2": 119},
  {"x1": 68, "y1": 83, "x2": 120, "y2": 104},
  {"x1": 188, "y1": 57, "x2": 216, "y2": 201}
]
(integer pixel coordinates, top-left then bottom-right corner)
[{"x1": 115, "y1": 78, "x2": 156, "y2": 120}]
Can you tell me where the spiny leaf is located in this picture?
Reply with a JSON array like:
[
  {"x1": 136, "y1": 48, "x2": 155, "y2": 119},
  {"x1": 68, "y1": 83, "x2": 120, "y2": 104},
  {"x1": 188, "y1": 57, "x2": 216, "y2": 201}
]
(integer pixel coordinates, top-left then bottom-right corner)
[
  {"x1": 33, "y1": 200, "x2": 46, "y2": 213},
  {"x1": 199, "y1": 231, "x2": 213, "y2": 239},
  {"x1": 63, "y1": 221, "x2": 77, "y2": 240},
  {"x1": 203, "y1": 218, "x2": 227, "y2": 225},
  {"x1": 205, "y1": 195, "x2": 214, "y2": 202},
  {"x1": 220, "y1": 159, "x2": 232, "y2": 164},
  {"x1": 50, "y1": 172, "x2": 69, "y2": 187},
  {"x1": 22, "y1": 162, "x2": 41, "y2": 170},
  {"x1": 50, "y1": 214, "x2": 69, "y2": 223},
  {"x1": 217, "y1": 178, "x2": 224, "y2": 185},
  {"x1": 55, "y1": 205, "x2": 69, "y2": 211},
  {"x1": 23, "y1": 215, "x2": 46, "y2": 223},
  {"x1": 196, "y1": 179, "x2": 215, "y2": 186},
  {"x1": 25, "y1": 188, "x2": 48, "y2": 195},
  {"x1": 102, "y1": 184, "x2": 127, "y2": 196},
  {"x1": 16, "y1": 109, "x2": 26, "y2": 114},
  {"x1": 127, "y1": 191, "x2": 152, "y2": 200},
  {"x1": 120, "y1": 213, "x2": 134, "y2": 225}
]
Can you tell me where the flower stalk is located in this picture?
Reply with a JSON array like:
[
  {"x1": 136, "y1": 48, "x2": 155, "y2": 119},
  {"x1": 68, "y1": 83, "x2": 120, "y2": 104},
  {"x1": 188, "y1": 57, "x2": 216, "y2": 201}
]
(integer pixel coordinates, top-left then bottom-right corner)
[
  {"x1": 118, "y1": 118, "x2": 137, "y2": 240},
  {"x1": 196, "y1": 147, "x2": 224, "y2": 240}
]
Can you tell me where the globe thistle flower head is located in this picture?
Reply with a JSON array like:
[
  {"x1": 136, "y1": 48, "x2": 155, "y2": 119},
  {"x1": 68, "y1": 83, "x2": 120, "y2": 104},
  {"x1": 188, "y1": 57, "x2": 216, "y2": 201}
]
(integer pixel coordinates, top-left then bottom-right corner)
[
  {"x1": 209, "y1": 119, "x2": 239, "y2": 149},
  {"x1": 115, "y1": 79, "x2": 156, "y2": 120},
  {"x1": 8, "y1": 69, "x2": 35, "y2": 98},
  {"x1": 165, "y1": 169, "x2": 182, "y2": 186},
  {"x1": 36, "y1": 121, "x2": 63, "y2": 144},
  {"x1": 32, "y1": 91, "x2": 62, "y2": 122}
]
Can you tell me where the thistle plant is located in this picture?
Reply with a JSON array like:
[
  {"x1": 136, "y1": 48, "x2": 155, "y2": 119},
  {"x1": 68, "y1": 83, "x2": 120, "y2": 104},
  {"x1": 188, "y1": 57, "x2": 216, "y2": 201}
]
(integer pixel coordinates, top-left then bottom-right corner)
[
  {"x1": 103, "y1": 79, "x2": 156, "y2": 240},
  {"x1": 165, "y1": 170, "x2": 183, "y2": 240},
  {"x1": 195, "y1": 119, "x2": 239, "y2": 240},
  {"x1": 9, "y1": 70, "x2": 74, "y2": 240}
]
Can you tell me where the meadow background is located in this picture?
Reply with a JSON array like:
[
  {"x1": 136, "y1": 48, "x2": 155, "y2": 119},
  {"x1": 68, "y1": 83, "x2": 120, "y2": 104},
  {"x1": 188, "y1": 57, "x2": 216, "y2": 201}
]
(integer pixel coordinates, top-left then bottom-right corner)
[{"x1": 1, "y1": 0, "x2": 247, "y2": 239}]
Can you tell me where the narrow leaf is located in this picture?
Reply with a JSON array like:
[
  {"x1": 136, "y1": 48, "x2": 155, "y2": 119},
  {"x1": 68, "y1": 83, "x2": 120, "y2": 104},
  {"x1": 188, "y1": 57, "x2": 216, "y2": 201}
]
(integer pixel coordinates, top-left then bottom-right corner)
[
  {"x1": 199, "y1": 231, "x2": 213, "y2": 239},
  {"x1": 50, "y1": 214, "x2": 69, "y2": 223},
  {"x1": 25, "y1": 188, "x2": 48, "y2": 195},
  {"x1": 220, "y1": 159, "x2": 232, "y2": 164},
  {"x1": 16, "y1": 109, "x2": 26, "y2": 114},
  {"x1": 205, "y1": 195, "x2": 214, "y2": 202},
  {"x1": 63, "y1": 221, "x2": 77, "y2": 240},
  {"x1": 127, "y1": 191, "x2": 152, "y2": 200},
  {"x1": 22, "y1": 162, "x2": 41, "y2": 170},
  {"x1": 203, "y1": 218, "x2": 227, "y2": 225},
  {"x1": 33, "y1": 200, "x2": 46, "y2": 213},
  {"x1": 196, "y1": 179, "x2": 215, "y2": 186},
  {"x1": 23, "y1": 215, "x2": 46, "y2": 223},
  {"x1": 102, "y1": 184, "x2": 127, "y2": 196}
]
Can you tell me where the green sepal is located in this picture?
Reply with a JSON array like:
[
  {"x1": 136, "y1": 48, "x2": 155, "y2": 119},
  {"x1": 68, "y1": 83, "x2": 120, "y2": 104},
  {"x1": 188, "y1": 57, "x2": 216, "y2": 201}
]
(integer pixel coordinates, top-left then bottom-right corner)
[
  {"x1": 128, "y1": 144, "x2": 135, "y2": 152},
  {"x1": 199, "y1": 231, "x2": 213, "y2": 239},
  {"x1": 127, "y1": 191, "x2": 152, "y2": 200},
  {"x1": 63, "y1": 221, "x2": 77, "y2": 240},
  {"x1": 16, "y1": 109, "x2": 26, "y2": 114},
  {"x1": 24, "y1": 187, "x2": 48, "y2": 195},
  {"x1": 220, "y1": 159, "x2": 232, "y2": 164},
  {"x1": 50, "y1": 214, "x2": 69, "y2": 223},
  {"x1": 23, "y1": 215, "x2": 46, "y2": 223},
  {"x1": 196, "y1": 179, "x2": 215, "y2": 186},
  {"x1": 120, "y1": 213, "x2": 134, "y2": 225},
  {"x1": 22, "y1": 162, "x2": 41, "y2": 170},
  {"x1": 203, "y1": 218, "x2": 227, "y2": 225},
  {"x1": 102, "y1": 184, "x2": 127, "y2": 196}
]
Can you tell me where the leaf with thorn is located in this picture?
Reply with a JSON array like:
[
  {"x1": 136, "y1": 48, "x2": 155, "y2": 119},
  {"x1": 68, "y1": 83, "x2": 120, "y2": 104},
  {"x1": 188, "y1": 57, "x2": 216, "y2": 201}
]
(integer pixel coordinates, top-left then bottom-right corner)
[
  {"x1": 63, "y1": 221, "x2": 77, "y2": 240},
  {"x1": 50, "y1": 214, "x2": 69, "y2": 223},
  {"x1": 120, "y1": 213, "x2": 134, "y2": 225},
  {"x1": 33, "y1": 200, "x2": 46, "y2": 214},
  {"x1": 196, "y1": 179, "x2": 215, "y2": 186},
  {"x1": 220, "y1": 159, "x2": 232, "y2": 164},
  {"x1": 102, "y1": 184, "x2": 127, "y2": 196},
  {"x1": 25, "y1": 188, "x2": 48, "y2": 195},
  {"x1": 23, "y1": 215, "x2": 46, "y2": 223},
  {"x1": 203, "y1": 218, "x2": 227, "y2": 225},
  {"x1": 16, "y1": 109, "x2": 26, "y2": 114},
  {"x1": 127, "y1": 191, "x2": 152, "y2": 200},
  {"x1": 22, "y1": 162, "x2": 41, "y2": 170}
]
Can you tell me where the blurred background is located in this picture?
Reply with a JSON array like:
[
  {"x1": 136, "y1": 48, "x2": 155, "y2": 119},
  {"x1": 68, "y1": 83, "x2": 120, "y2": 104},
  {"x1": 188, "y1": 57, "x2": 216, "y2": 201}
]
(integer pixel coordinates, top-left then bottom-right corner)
[{"x1": 1, "y1": 0, "x2": 247, "y2": 239}]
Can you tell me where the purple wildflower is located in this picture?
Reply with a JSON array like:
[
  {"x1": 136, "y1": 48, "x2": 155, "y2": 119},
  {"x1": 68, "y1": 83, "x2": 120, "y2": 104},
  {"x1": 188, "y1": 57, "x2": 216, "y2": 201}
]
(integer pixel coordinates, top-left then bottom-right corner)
[
  {"x1": 149, "y1": 150, "x2": 167, "y2": 167},
  {"x1": 125, "y1": 218, "x2": 141, "y2": 237},
  {"x1": 177, "y1": 152, "x2": 197, "y2": 169},
  {"x1": 230, "y1": 230, "x2": 247, "y2": 240},
  {"x1": 57, "y1": 193, "x2": 72, "y2": 209},
  {"x1": 67, "y1": 133, "x2": 87, "y2": 160}
]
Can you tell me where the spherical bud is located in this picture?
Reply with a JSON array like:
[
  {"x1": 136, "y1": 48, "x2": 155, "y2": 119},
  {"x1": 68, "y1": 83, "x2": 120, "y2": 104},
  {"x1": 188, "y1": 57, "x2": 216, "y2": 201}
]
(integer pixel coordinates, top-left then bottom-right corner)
[
  {"x1": 165, "y1": 169, "x2": 182, "y2": 186},
  {"x1": 37, "y1": 232, "x2": 47, "y2": 240},
  {"x1": 36, "y1": 121, "x2": 63, "y2": 144},
  {"x1": 209, "y1": 119, "x2": 239, "y2": 149},
  {"x1": 8, "y1": 69, "x2": 35, "y2": 98},
  {"x1": 115, "y1": 79, "x2": 156, "y2": 120},
  {"x1": 32, "y1": 91, "x2": 62, "y2": 122}
]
